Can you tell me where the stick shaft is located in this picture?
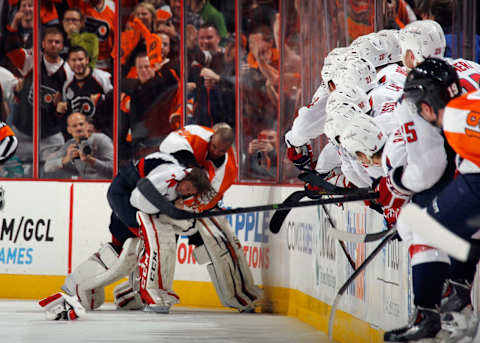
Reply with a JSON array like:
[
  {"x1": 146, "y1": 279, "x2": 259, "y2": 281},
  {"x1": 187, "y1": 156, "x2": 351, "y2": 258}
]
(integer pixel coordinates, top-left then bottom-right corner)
[{"x1": 327, "y1": 230, "x2": 397, "y2": 340}]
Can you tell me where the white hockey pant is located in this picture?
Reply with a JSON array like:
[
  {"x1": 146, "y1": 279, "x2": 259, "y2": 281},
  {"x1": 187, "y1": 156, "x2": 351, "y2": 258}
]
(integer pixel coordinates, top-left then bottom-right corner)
[
  {"x1": 194, "y1": 217, "x2": 263, "y2": 312},
  {"x1": 136, "y1": 212, "x2": 181, "y2": 311},
  {"x1": 61, "y1": 237, "x2": 141, "y2": 310}
]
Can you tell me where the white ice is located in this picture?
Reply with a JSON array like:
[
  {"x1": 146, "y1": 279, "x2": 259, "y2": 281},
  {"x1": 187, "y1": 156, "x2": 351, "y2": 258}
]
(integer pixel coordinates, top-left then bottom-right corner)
[{"x1": 0, "y1": 300, "x2": 331, "y2": 343}]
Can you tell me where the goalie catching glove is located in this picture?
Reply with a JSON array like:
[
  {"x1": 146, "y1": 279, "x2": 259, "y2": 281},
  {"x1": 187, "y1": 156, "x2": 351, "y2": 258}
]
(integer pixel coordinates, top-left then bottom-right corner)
[{"x1": 287, "y1": 141, "x2": 313, "y2": 170}]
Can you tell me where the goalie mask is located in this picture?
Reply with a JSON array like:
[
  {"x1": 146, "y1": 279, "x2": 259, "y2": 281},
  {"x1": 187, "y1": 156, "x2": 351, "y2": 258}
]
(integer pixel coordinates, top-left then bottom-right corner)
[
  {"x1": 404, "y1": 57, "x2": 460, "y2": 118},
  {"x1": 340, "y1": 114, "x2": 387, "y2": 165}
]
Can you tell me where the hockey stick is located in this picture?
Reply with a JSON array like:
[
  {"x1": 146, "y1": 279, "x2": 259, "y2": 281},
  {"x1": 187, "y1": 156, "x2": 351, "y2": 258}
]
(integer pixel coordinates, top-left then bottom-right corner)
[
  {"x1": 328, "y1": 226, "x2": 396, "y2": 243},
  {"x1": 269, "y1": 190, "x2": 310, "y2": 233},
  {"x1": 321, "y1": 204, "x2": 356, "y2": 271},
  {"x1": 137, "y1": 178, "x2": 379, "y2": 220},
  {"x1": 327, "y1": 230, "x2": 398, "y2": 341},
  {"x1": 298, "y1": 171, "x2": 372, "y2": 194},
  {"x1": 269, "y1": 187, "x2": 379, "y2": 234}
]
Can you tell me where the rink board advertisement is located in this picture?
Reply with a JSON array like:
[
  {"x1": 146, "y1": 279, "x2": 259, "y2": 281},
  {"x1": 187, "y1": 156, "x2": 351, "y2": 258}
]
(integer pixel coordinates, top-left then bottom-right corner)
[
  {"x1": 0, "y1": 182, "x2": 70, "y2": 274},
  {"x1": 0, "y1": 181, "x2": 415, "y2": 342}
]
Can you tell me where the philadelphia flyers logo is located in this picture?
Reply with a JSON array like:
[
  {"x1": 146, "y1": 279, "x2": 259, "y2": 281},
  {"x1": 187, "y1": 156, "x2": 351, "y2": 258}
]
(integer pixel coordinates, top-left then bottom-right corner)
[
  {"x1": 85, "y1": 17, "x2": 110, "y2": 40},
  {"x1": 71, "y1": 96, "x2": 96, "y2": 117}
]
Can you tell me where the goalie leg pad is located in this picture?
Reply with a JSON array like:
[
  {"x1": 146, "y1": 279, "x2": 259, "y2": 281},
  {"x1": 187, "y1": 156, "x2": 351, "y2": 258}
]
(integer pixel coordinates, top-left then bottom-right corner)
[
  {"x1": 38, "y1": 292, "x2": 86, "y2": 321},
  {"x1": 136, "y1": 212, "x2": 180, "y2": 313},
  {"x1": 113, "y1": 274, "x2": 144, "y2": 311},
  {"x1": 62, "y1": 237, "x2": 141, "y2": 310},
  {"x1": 195, "y1": 217, "x2": 263, "y2": 312}
]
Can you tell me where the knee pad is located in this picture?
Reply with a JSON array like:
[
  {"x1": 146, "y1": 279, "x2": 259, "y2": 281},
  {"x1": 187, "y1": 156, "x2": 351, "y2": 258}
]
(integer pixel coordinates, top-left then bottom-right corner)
[
  {"x1": 194, "y1": 217, "x2": 263, "y2": 312},
  {"x1": 62, "y1": 237, "x2": 141, "y2": 310},
  {"x1": 136, "y1": 212, "x2": 180, "y2": 312}
]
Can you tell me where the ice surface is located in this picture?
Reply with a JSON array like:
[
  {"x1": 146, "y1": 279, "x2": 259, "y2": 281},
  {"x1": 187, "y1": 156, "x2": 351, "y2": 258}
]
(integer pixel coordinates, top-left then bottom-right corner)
[{"x1": 0, "y1": 300, "x2": 331, "y2": 343}]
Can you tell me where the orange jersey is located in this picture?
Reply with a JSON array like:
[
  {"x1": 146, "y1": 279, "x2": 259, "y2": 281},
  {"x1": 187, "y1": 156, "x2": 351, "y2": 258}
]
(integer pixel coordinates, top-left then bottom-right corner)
[
  {"x1": 160, "y1": 125, "x2": 237, "y2": 211},
  {"x1": 443, "y1": 91, "x2": 480, "y2": 173},
  {"x1": 68, "y1": 0, "x2": 115, "y2": 69}
]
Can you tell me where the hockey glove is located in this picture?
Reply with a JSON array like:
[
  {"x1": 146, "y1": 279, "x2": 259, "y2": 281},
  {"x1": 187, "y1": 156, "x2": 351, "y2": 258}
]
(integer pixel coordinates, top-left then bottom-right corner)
[
  {"x1": 287, "y1": 143, "x2": 313, "y2": 170},
  {"x1": 38, "y1": 292, "x2": 85, "y2": 321},
  {"x1": 375, "y1": 177, "x2": 411, "y2": 227}
]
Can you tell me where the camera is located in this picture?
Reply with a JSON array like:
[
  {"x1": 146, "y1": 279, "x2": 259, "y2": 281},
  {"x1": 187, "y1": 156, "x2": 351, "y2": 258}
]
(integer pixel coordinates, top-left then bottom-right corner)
[{"x1": 77, "y1": 136, "x2": 92, "y2": 155}]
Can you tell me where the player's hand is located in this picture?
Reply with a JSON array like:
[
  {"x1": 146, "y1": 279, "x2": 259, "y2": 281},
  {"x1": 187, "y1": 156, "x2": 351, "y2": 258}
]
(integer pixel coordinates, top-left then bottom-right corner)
[
  {"x1": 287, "y1": 143, "x2": 313, "y2": 170},
  {"x1": 375, "y1": 177, "x2": 410, "y2": 209}
]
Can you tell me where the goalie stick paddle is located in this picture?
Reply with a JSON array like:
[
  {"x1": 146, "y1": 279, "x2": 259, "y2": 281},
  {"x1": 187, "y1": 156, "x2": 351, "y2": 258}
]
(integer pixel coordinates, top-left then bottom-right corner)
[
  {"x1": 327, "y1": 230, "x2": 398, "y2": 341},
  {"x1": 137, "y1": 178, "x2": 379, "y2": 220}
]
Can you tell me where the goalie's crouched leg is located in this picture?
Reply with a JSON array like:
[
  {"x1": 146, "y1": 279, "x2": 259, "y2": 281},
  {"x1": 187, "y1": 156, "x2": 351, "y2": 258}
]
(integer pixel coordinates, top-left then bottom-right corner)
[
  {"x1": 194, "y1": 217, "x2": 263, "y2": 312},
  {"x1": 135, "y1": 212, "x2": 192, "y2": 313},
  {"x1": 61, "y1": 237, "x2": 141, "y2": 310}
]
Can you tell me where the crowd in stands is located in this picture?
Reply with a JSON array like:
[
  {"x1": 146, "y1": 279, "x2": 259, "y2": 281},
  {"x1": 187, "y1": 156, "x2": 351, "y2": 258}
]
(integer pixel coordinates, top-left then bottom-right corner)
[{"x1": 0, "y1": 0, "x2": 476, "y2": 181}]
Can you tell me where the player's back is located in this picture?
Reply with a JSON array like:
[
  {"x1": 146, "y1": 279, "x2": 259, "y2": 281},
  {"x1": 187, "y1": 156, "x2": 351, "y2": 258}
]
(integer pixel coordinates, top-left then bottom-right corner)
[{"x1": 443, "y1": 91, "x2": 480, "y2": 173}]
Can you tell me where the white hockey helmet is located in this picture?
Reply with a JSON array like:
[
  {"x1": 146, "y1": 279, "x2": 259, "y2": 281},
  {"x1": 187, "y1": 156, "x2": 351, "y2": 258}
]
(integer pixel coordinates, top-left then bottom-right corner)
[
  {"x1": 340, "y1": 114, "x2": 387, "y2": 164},
  {"x1": 326, "y1": 85, "x2": 371, "y2": 114},
  {"x1": 350, "y1": 33, "x2": 390, "y2": 68},
  {"x1": 399, "y1": 20, "x2": 446, "y2": 68},
  {"x1": 377, "y1": 29, "x2": 402, "y2": 63},
  {"x1": 324, "y1": 101, "x2": 364, "y2": 146},
  {"x1": 321, "y1": 47, "x2": 350, "y2": 87},
  {"x1": 334, "y1": 55, "x2": 378, "y2": 93}
]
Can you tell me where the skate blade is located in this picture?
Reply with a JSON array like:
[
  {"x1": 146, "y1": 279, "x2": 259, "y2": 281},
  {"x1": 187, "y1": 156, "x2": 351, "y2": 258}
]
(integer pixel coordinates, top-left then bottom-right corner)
[{"x1": 144, "y1": 305, "x2": 170, "y2": 314}]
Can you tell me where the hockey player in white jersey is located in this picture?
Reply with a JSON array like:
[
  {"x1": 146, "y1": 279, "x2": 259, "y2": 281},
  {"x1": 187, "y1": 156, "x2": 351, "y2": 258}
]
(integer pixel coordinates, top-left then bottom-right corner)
[
  {"x1": 339, "y1": 112, "x2": 456, "y2": 343},
  {"x1": 39, "y1": 153, "x2": 214, "y2": 319},
  {"x1": 285, "y1": 47, "x2": 350, "y2": 170},
  {"x1": 376, "y1": 29, "x2": 408, "y2": 86}
]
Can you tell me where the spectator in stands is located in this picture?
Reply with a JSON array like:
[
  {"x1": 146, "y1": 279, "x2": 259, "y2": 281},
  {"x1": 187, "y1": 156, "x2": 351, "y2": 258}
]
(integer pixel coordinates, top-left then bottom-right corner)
[
  {"x1": 61, "y1": 8, "x2": 99, "y2": 69},
  {"x1": 187, "y1": 0, "x2": 228, "y2": 39},
  {"x1": 3, "y1": 0, "x2": 33, "y2": 77},
  {"x1": 240, "y1": 25, "x2": 278, "y2": 139},
  {"x1": 133, "y1": 2, "x2": 157, "y2": 33},
  {"x1": 189, "y1": 23, "x2": 235, "y2": 128},
  {"x1": 120, "y1": 2, "x2": 165, "y2": 77},
  {"x1": 11, "y1": 27, "x2": 73, "y2": 177},
  {"x1": 120, "y1": 52, "x2": 178, "y2": 161},
  {"x1": 44, "y1": 111, "x2": 113, "y2": 179},
  {"x1": 155, "y1": 8, "x2": 176, "y2": 38},
  {"x1": 58, "y1": 46, "x2": 113, "y2": 137},
  {"x1": 67, "y1": 0, "x2": 115, "y2": 72},
  {"x1": 383, "y1": 0, "x2": 416, "y2": 29},
  {"x1": 246, "y1": 128, "x2": 277, "y2": 179},
  {"x1": 0, "y1": 66, "x2": 19, "y2": 122}
]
